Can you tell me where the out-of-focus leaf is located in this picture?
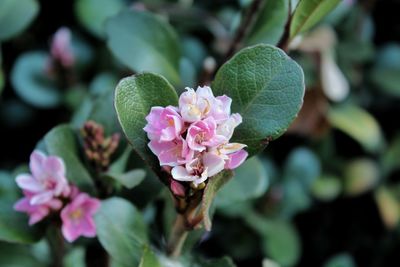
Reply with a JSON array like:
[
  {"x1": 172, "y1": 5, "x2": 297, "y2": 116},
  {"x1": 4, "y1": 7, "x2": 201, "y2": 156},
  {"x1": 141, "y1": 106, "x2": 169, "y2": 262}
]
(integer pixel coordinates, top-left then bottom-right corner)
[
  {"x1": 0, "y1": 0, "x2": 39, "y2": 41},
  {"x1": 0, "y1": 243, "x2": 44, "y2": 267},
  {"x1": 246, "y1": 0, "x2": 288, "y2": 45},
  {"x1": 114, "y1": 73, "x2": 178, "y2": 174},
  {"x1": 328, "y1": 104, "x2": 384, "y2": 153},
  {"x1": 138, "y1": 246, "x2": 161, "y2": 267},
  {"x1": 263, "y1": 259, "x2": 281, "y2": 267},
  {"x1": 193, "y1": 256, "x2": 237, "y2": 267},
  {"x1": 107, "y1": 169, "x2": 146, "y2": 189},
  {"x1": 382, "y1": 135, "x2": 400, "y2": 175},
  {"x1": 182, "y1": 37, "x2": 207, "y2": 70},
  {"x1": 75, "y1": 0, "x2": 126, "y2": 38},
  {"x1": 180, "y1": 57, "x2": 196, "y2": 88},
  {"x1": 212, "y1": 44, "x2": 305, "y2": 156},
  {"x1": 290, "y1": 0, "x2": 341, "y2": 39},
  {"x1": 106, "y1": 10, "x2": 181, "y2": 85},
  {"x1": 0, "y1": 67, "x2": 4, "y2": 96},
  {"x1": 44, "y1": 124, "x2": 94, "y2": 189},
  {"x1": 0, "y1": 171, "x2": 19, "y2": 201},
  {"x1": 311, "y1": 175, "x2": 341, "y2": 201},
  {"x1": 323, "y1": 253, "x2": 356, "y2": 267},
  {"x1": 343, "y1": 159, "x2": 379, "y2": 196},
  {"x1": 217, "y1": 157, "x2": 268, "y2": 207},
  {"x1": 64, "y1": 247, "x2": 85, "y2": 267},
  {"x1": 374, "y1": 187, "x2": 400, "y2": 229},
  {"x1": 11, "y1": 52, "x2": 61, "y2": 108},
  {"x1": 202, "y1": 170, "x2": 233, "y2": 231},
  {"x1": 95, "y1": 197, "x2": 148, "y2": 267}
]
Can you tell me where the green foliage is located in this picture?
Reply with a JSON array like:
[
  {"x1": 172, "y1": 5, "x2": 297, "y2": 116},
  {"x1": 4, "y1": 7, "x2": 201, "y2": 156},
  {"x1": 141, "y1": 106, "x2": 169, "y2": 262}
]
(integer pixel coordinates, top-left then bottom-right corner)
[
  {"x1": 106, "y1": 10, "x2": 181, "y2": 85},
  {"x1": 95, "y1": 197, "x2": 148, "y2": 267},
  {"x1": 311, "y1": 175, "x2": 342, "y2": 201},
  {"x1": 138, "y1": 246, "x2": 161, "y2": 267},
  {"x1": 107, "y1": 169, "x2": 146, "y2": 189},
  {"x1": 213, "y1": 44, "x2": 305, "y2": 156},
  {"x1": 0, "y1": 0, "x2": 39, "y2": 41},
  {"x1": 323, "y1": 253, "x2": 356, "y2": 267},
  {"x1": 343, "y1": 158, "x2": 379, "y2": 196}
]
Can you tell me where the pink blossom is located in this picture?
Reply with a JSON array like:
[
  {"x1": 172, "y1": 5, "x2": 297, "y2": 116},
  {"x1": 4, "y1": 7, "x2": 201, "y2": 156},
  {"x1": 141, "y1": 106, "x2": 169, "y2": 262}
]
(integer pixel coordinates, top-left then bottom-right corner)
[
  {"x1": 61, "y1": 192, "x2": 100, "y2": 242},
  {"x1": 171, "y1": 152, "x2": 225, "y2": 187},
  {"x1": 143, "y1": 106, "x2": 184, "y2": 142},
  {"x1": 224, "y1": 149, "x2": 248, "y2": 169},
  {"x1": 216, "y1": 113, "x2": 242, "y2": 139},
  {"x1": 186, "y1": 117, "x2": 227, "y2": 152},
  {"x1": 148, "y1": 137, "x2": 193, "y2": 166},
  {"x1": 170, "y1": 180, "x2": 185, "y2": 197},
  {"x1": 15, "y1": 151, "x2": 70, "y2": 206},
  {"x1": 51, "y1": 27, "x2": 75, "y2": 68},
  {"x1": 14, "y1": 191, "x2": 63, "y2": 225}
]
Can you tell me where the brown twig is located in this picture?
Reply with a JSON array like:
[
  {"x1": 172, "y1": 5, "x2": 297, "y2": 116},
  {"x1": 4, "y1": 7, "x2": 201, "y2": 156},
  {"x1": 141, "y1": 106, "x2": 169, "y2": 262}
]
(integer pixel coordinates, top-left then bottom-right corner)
[{"x1": 277, "y1": 1, "x2": 293, "y2": 52}]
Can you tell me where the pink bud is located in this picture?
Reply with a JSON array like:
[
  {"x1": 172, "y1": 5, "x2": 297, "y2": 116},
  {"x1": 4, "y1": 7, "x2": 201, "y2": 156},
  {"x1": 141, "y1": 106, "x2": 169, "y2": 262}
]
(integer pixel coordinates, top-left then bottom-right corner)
[{"x1": 170, "y1": 180, "x2": 185, "y2": 197}]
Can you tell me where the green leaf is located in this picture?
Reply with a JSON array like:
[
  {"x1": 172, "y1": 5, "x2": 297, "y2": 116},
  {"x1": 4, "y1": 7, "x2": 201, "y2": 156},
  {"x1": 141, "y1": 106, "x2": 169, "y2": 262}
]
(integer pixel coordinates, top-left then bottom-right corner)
[
  {"x1": 212, "y1": 44, "x2": 305, "y2": 156},
  {"x1": 0, "y1": 171, "x2": 19, "y2": 201},
  {"x1": 64, "y1": 247, "x2": 86, "y2": 267},
  {"x1": 194, "y1": 256, "x2": 237, "y2": 267},
  {"x1": 246, "y1": 0, "x2": 289, "y2": 46},
  {"x1": 95, "y1": 197, "x2": 148, "y2": 267},
  {"x1": 343, "y1": 159, "x2": 379, "y2": 196},
  {"x1": 0, "y1": 0, "x2": 39, "y2": 41},
  {"x1": 290, "y1": 0, "x2": 341, "y2": 39},
  {"x1": 0, "y1": 201, "x2": 43, "y2": 244},
  {"x1": 138, "y1": 246, "x2": 161, "y2": 267},
  {"x1": 44, "y1": 125, "x2": 94, "y2": 189},
  {"x1": 0, "y1": 243, "x2": 45, "y2": 267},
  {"x1": 328, "y1": 104, "x2": 384, "y2": 153},
  {"x1": 311, "y1": 175, "x2": 342, "y2": 201},
  {"x1": 107, "y1": 169, "x2": 146, "y2": 189},
  {"x1": 323, "y1": 253, "x2": 356, "y2": 267},
  {"x1": 201, "y1": 170, "x2": 233, "y2": 231},
  {"x1": 114, "y1": 73, "x2": 178, "y2": 174},
  {"x1": 217, "y1": 157, "x2": 268, "y2": 207},
  {"x1": 106, "y1": 10, "x2": 181, "y2": 85},
  {"x1": 11, "y1": 52, "x2": 62, "y2": 108},
  {"x1": 382, "y1": 135, "x2": 400, "y2": 176},
  {"x1": 375, "y1": 186, "x2": 400, "y2": 229},
  {"x1": 0, "y1": 67, "x2": 4, "y2": 96},
  {"x1": 75, "y1": 0, "x2": 126, "y2": 38}
]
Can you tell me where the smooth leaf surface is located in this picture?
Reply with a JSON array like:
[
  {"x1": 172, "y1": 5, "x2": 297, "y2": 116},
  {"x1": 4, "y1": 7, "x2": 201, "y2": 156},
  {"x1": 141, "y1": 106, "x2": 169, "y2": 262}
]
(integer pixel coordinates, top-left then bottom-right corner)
[
  {"x1": 114, "y1": 73, "x2": 178, "y2": 173},
  {"x1": 328, "y1": 104, "x2": 384, "y2": 153},
  {"x1": 246, "y1": 0, "x2": 289, "y2": 45},
  {"x1": 107, "y1": 169, "x2": 146, "y2": 189},
  {"x1": 375, "y1": 187, "x2": 400, "y2": 229},
  {"x1": 138, "y1": 246, "x2": 161, "y2": 267},
  {"x1": 311, "y1": 175, "x2": 342, "y2": 201},
  {"x1": 44, "y1": 125, "x2": 94, "y2": 189},
  {"x1": 106, "y1": 10, "x2": 181, "y2": 85},
  {"x1": 202, "y1": 170, "x2": 233, "y2": 231},
  {"x1": 323, "y1": 253, "x2": 356, "y2": 267},
  {"x1": 213, "y1": 44, "x2": 305, "y2": 156},
  {"x1": 0, "y1": 0, "x2": 39, "y2": 41},
  {"x1": 290, "y1": 0, "x2": 341, "y2": 39},
  {"x1": 344, "y1": 159, "x2": 379, "y2": 196},
  {"x1": 11, "y1": 52, "x2": 62, "y2": 108},
  {"x1": 217, "y1": 157, "x2": 268, "y2": 206},
  {"x1": 95, "y1": 197, "x2": 148, "y2": 267}
]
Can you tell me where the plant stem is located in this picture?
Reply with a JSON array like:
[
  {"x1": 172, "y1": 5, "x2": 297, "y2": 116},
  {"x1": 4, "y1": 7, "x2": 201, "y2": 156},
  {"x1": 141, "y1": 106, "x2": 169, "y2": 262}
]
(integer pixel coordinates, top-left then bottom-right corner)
[
  {"x1": 166, "y1": 213, "x2": 189, "y2": 258},
  {"x1": 47, "y1": 226, "x2": 65, "y2": 267}
]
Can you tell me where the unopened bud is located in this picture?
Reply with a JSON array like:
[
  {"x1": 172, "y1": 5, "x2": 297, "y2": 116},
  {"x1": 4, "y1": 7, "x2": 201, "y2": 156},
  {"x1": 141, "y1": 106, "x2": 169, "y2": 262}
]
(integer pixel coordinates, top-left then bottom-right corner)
[{"x1": 171, "y1": 180, "x2": 185, "y2": 197}]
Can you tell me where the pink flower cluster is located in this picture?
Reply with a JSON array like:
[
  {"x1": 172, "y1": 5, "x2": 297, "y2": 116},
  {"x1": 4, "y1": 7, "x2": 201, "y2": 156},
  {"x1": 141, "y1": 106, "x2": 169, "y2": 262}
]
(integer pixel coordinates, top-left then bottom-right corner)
[
  {"x1": 14, "y1": 151, "x2": 100, "y2": 242},
  {"x1": 144, "y1": 86, "x2": 248, "y2": 188}
]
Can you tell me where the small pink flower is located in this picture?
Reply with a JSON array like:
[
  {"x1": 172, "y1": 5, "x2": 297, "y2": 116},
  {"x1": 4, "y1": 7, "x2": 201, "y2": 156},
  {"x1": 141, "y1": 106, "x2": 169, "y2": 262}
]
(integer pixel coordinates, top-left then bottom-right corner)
[
  {"x1": 51, "y1": 27, "x2": 75, "y2": 68},
  {"x1": 170, "y1": 180, "x2": 185, "y2": 197},
  {"x1": 224, "y1": 149, "x2": 248, "y2": 169},
  {"x1": 15, "y1": 151, "x2": 70, "y2": 206},
  {"x1": 216, "y1": 113, "x2": 242, "y2": 139},
  {"x1": 148, "y1": 137, "x2": 193, "y2": 166},
  {"x1": 143, "y1": 106, "x2": 184, "y2": 142},
  {"x1": 186, "y1": 117, "x2": 227, "y2": 152},
  {"x1": 61, "y1": 192, "x2": 100, "y2": 242},
  {"x1": 14, "y1": 191, "x2": 63, "y2": 225},
  {"x1": 171, "y1": 152, "x2": 225, "y2": 187}
]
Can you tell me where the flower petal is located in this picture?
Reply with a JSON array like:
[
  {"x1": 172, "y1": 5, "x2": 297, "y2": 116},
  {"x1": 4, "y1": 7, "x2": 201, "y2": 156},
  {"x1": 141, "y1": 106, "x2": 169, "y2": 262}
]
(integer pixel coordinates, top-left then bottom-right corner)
[
  {"x1": 29, "y1": 150, "x2": 46, "y2": 179},
  {"x1": 202, "y1": 152, "x2": 225, "y2": 177},
  {"x1": 171, "y1": 166, "x2": 195, "y2": 182},
  {"x1": 16, "y1": 174, "x2": 43, "y2": 192}
]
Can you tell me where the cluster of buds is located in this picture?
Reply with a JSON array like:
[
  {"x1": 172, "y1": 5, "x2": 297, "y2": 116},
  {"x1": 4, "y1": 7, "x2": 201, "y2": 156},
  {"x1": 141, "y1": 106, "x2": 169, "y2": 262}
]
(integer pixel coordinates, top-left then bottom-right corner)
[
  {"x1": 81, "y1": 121, "x2": 120, "y2": 173},
  {"x1": 14, "y1": 151, "x2": 100, "y2": 242},
  {"x1": 143, "y1": 86, "x2": 248, "y2": 196}
]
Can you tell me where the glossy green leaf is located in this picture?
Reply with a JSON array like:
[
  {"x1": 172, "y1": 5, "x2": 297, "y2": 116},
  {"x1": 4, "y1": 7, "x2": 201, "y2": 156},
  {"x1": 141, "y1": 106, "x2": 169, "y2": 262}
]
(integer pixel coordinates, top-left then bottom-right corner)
[
  {"x1": 0, "y1": 0, "x2": 39, "y2": 41},
  {"x1": 246, "y1": 0, "x2": 289, "y2": 45},
  {"x1": 202, "y1": 170, "x2": 233, "y2": 231},
  {"x1": 311, "y1": 175, "x2": 342, "y2": 201},
  {"x1": 95, "y1": 197, "x2": 148, "y2": 267},
  {"x1": 0, "y1": 201, "x2": 43, "y2": 244},
  {"x1": 114, "y1": 73, "x2": 178, "y2": 173},
  {"x1": 138, "y1": 246, "x2": 161, "y2": 267},
  {"x1": 75, "y1": 0, "x2": 126, "y2": 38},
  {"x1": 107, "y1": 169, "x2": 146, "y2": 189},
  {"x1": 11, "y1": 52, "x2": 62, "y2": 108},
  {"x1": 344, "y1": 159, "x2": 379, "y2": 196},
  {"x1": 290, "y1": 0, "x2": 341, "y2": 39},
  {"x1": 44, "y1": 125, "x2": 94, "y2": 189},
  {"x1": 217, "y1": 157, "x2": 268, "y2": 206},
  {"x1": 328, "y1": 104, "x2": 384, "y2": 153},
  {"x1": 323, "y1": 253, "x2": 356, "y2": 267},
  {"x1": 106, "y1": 10, "x2": 181, "y2": 85},
  {"x1": 212, "y1": 44, "x2": 305, "y2": 156}
]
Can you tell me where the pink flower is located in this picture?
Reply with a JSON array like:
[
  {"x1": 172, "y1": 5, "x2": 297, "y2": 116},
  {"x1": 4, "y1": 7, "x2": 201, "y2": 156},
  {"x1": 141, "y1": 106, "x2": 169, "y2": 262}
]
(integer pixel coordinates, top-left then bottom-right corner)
[
  {"x1": 143, "y1": 106, "x2": 184, "y2": 142},
  {"x1": 15, "y1": 151, "x2": 70, "y2": 206},
  {"x1": 170, "y1": 180, "x2": 185, "y2": 197},
  {"x1": 51, "y1": 27, "x2": 75, "y2": 68},
  {"x1": 186, "y1": 117, "x2": 227, "y2": 152},
  {"x1": 224, "y1": 149, "x2": 248, "y2": 169},
  {"x1": 148, "y1": 137, "x2": 193, "y2": 166},
  {"x1": 171, "y1": 152, "x2": 225, "y2": 187},
  {"x1": 216, "y1": 113, "x2": 242, "y2": 139},
  {"x1": 61, "y1": 192, "x2": 100, "y2": 242},
  {"x1": 14, "y1": 191, "x2": 63, "y2": 225}
]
